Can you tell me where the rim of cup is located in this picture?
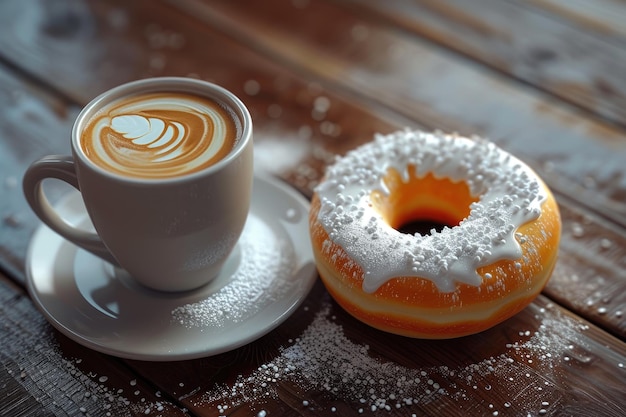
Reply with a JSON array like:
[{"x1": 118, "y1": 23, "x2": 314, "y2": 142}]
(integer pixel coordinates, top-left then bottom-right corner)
[{"x1": 71, "y1": 77, "x2": 253, "y2": 185}]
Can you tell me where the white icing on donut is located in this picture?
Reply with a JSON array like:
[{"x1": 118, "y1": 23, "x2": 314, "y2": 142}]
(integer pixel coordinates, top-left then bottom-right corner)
[{"x1": 315, "y1": 130, "x2": 547, "y2": 293}]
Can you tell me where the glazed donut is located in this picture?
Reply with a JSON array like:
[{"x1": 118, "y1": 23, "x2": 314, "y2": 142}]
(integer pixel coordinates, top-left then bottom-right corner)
[{"x1": 309, "y1": 130, "x2": 561, "y2": 338}]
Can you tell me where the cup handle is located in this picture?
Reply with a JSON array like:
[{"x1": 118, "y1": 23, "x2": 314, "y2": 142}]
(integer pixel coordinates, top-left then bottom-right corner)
[{"x1": 23, "y1": 155, "x2": 119, "y2": 266}]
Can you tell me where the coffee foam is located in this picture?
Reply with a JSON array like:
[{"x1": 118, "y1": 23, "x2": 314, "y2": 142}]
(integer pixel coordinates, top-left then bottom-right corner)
[{"x1": 81, "y1": 92, "x2": 238, "y2": 179}]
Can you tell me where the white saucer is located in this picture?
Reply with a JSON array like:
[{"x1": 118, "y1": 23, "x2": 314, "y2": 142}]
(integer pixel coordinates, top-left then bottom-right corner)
[{"x1": 26, "y1": 174, "x2": 317, "y2": 361}]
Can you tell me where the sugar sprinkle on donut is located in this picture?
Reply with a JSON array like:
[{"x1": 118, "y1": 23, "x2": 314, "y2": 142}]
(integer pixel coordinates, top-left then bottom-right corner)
[{"x1": 315, "y1": 129, "x2": 547, "y2": 293}]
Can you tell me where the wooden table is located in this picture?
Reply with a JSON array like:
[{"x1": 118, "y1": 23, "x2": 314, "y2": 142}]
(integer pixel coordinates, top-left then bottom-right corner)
[{"x1": 1, "y1": 0, "x2": 625, "y2": 415}]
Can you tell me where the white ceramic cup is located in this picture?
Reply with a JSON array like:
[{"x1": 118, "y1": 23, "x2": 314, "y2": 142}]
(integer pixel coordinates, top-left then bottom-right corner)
[{"x1": 23, "y1": 77, "x2": 254, "y2": 292}]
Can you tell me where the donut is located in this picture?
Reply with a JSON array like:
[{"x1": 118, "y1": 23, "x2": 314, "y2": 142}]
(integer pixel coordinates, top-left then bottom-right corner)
[{"x1": 309, "y1": 130, "x2": 561, "y2": 339}]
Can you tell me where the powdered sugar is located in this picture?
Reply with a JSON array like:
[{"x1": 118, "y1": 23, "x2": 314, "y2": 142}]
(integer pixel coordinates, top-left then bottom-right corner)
[
  {"x1": 172, "y1": 214, "x2": 296, "y2": 328},
  {"x1": 315, "y1": 130, "x2": 547, "y2": 293},
  {"x1": 194, "y1": 296, "x2": 599, "y2": 415},
  {"x1": 4, "y1": 288, "x2": 617, "y2": 416},
  {"x1": 0, "y1": 293, "x2": 181, "y2": 416}
]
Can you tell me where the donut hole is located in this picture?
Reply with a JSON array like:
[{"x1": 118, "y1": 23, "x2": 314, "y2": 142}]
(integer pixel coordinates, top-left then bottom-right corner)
[
  {"x1": 373, "y1": 166, "x2": 478, "y2": 236},
  {"x1": 397, "y1": 218, "x2": 450, "y2": 236}
]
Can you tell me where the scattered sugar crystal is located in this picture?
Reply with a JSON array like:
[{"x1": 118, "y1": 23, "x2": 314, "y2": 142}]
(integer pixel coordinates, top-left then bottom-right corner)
[
  {"x1": 351, "y1": 24, "x2": 369, "y2": 41},
  {"x1": 314, "y1": 96, "x2": 331, "y2": 113},
  {"x1": 244, "y1": 80, "x2": 261, "y2": 96},
  {"x1": 3, "y1": 214, "x2": 22, "y2": 228},
  {"x1": 320, "y1": 121, "x2": 341, "y2": 137},
  {"x1": 172, "y1": 216, "x2": 296, "y2": 328},
  {"x1": 191, "y1": 297, "x2": 587, "y2": 415},
  {"x1": 571, "y1": 223, "x2": 584, "y2": 237},
  {"x1": 4, "y1": 176, "x2": 17, "y2": 188},
  {"x1": 286, "y1": 208, "x2": 298, "y2": 220},
  {"x1": 147, "y1": 53, "x2": 166, "y2": 71},
  {"x1": 267, "y1": 104, "x2": 283, "y2": 119},
  {"x1": 599, "y1": 238, "x2": 612, "y2": 249},
  {"x1": 1, "y1": 323, "x2": 177, "y2": 415},
  {"x1": 314, "y1": 130, "x2": 547, "y2": 294}
]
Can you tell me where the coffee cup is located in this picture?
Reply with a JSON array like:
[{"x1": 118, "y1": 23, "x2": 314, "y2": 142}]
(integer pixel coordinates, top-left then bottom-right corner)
[{"x1": 23, "y1": 77, "x2": 254, "y2": 292}]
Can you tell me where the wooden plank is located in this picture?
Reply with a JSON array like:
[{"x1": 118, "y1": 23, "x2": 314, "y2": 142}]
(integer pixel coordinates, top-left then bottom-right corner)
[
  {"x1": 2, "y1": 0, "x2": 625, "y2": 226},
  {"x1": 0, "y1": 0, "x2": 398, "y2": 284},
  {"x1": 0, "y1": 63, "x2": 81, "y2": 282},
  {"x1": 166, "y1": 0, "x2": 626, "y2": 229},
  {"x1": 125, "y1": 288, "x2": 626, "y2": 416},
  {"x1": 0, "y1": 1, "x2": 624, "y2": 416},
  {"x1": 338, "y1": 0, "x2": 626, "y2": 127},
  {"x1": 162, "y1": 0, "x2": 626, "y2": 337},
  {"x1": 2, "y1": 254, "x2": 624, "y2": 417},
  {"x1": 3, "y1": 271, "x2": 621, "y2": 417},
  {"x1": 553, "y1": 197, "x2": 626, "y2": 339},
  {"x1": 0, "y1": 275, "x2": 189, "y2": 416},
  {"x1": 0, "y1": 0, "x2": 624, "y2": 336},
  {"x1": 523, "y1": 0, "x2": 626, "y2": 41}
]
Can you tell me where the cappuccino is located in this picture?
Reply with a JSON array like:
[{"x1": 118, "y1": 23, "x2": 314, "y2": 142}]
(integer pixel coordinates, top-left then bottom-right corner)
[
  {"x1": 81, "y1": 91, "x2": 239, "y2": 179},
  {"x1": 25, "y1": 77, "x2": 254, "y2": 291}
]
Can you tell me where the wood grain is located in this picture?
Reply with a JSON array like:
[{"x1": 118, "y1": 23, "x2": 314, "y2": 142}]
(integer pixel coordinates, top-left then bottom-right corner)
[
  {"x1": 125, "y1": 290, "x2": 626, "y2": 416},
  {"x1": 94, "y1": 273, "x2": 623, "y2": 417},
  {"x1": 0, "y1": 62, "x2": 80, "y2": 281},
  {"x1": 166, "y1": 0, "x2": 626, "y2": 336},
  {"x1": 166, "y1": 0, "x2": 626, "y2": 228},
  {"x1": 0, "y1": 0, "x2": 623, "y2": 336},
  {"x1": 0, "y1": 275, "x2": 189, "y2": 417},
  {"x1": 548, "y1": 196, "x2": 626, "y2": 339},
  {"x1": 2, "y1": 0, "x2": 625, "y2": 225},
  {"x1": 523, "y1": 0, "x2": 626, "y2": 41},
  {"x1": 339, "y1": 0, "x2": 626, "y2": 127},
  {"x1": 0, "y1": 3, "x2": 623, "y2": 332},
  {"x1": 0, "y1": 0, "x2": 399, "y2": 285},
  {"x1": 0, "y1": 0, "x2": 625, "y2": 416}
]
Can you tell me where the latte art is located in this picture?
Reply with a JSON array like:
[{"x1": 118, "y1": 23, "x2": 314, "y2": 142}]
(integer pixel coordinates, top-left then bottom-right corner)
[{"x1": 81, "y1": 92, "x2": 239, "y2": 179}]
